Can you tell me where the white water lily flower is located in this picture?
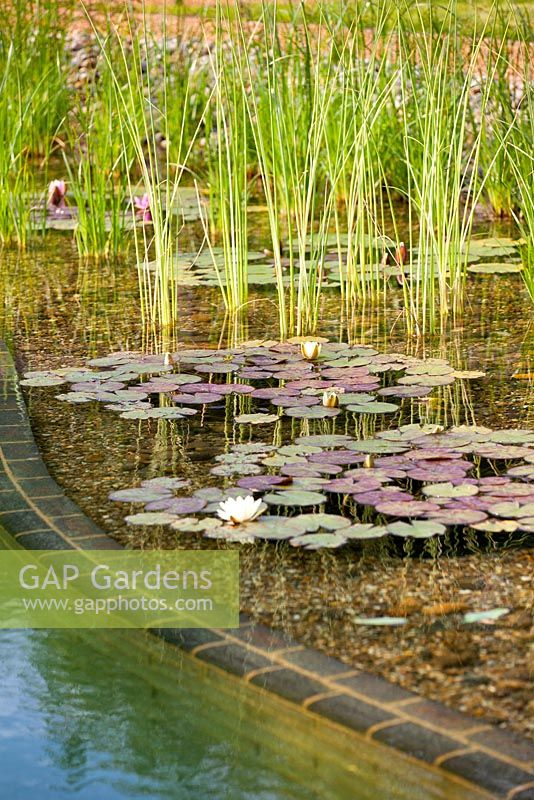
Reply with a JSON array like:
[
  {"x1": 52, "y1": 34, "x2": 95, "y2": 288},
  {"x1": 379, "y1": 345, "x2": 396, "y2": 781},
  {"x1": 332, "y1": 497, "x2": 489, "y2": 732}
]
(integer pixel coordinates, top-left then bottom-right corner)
[
  {"x1": 301, "y1": 341, "x2": 322, "y2": 360},
  {"x1": 217, "y1": 495, "x2": 267, "y2": 525}
]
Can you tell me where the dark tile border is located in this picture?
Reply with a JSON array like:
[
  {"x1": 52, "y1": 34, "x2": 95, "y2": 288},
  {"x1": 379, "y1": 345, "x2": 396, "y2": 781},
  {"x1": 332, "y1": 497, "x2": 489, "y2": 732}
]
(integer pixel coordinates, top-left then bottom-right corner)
[{"x1": 1, "y1": 339, "x2": 532, "y2": 799}]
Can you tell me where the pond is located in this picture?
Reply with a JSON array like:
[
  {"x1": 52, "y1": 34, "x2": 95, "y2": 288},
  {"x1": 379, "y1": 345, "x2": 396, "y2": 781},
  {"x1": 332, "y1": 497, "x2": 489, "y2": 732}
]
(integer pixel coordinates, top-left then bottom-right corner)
[
  {"x1": 1, "y1": 230, "x2": 533, "y2": 744},
  {"x1": 0, "y1": 585, "x2": 487, "y2": 799}
]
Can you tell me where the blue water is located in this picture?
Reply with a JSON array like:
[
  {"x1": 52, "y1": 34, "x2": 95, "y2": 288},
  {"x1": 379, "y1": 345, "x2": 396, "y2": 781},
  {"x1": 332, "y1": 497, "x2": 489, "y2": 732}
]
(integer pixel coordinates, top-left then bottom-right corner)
[{"x1": 0, "y1": 626, "x2": 486, "y2": 800}]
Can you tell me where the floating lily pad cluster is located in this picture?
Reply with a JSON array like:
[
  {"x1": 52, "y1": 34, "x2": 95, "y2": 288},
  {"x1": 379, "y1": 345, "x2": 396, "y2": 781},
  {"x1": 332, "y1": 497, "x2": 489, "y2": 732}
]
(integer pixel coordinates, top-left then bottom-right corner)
[
  {"x1": 23, "y1": 339, "x2": 534, "y2": 548},
  {"x1": 146, "y1": 235, "x2": 523, "y2": 287},
  {"x1": 107, "y1": 423, "x2": 534, "y2": 547},
  {"x1": 21, "y1": 339, "x2": 464, "y2": 421},
  {"x1": 33, "y1": 186, "x2": 201, "y2": 231}
]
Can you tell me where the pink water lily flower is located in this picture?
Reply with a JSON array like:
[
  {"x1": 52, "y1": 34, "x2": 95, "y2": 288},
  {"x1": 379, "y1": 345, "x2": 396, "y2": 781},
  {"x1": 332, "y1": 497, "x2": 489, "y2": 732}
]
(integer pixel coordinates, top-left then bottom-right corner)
[
  {"x1": 134, "y1": 193, "x2": 152, "y2": 222},
  {"x1": 47, "y1": 179, "x2": 67, "y2": 209}
]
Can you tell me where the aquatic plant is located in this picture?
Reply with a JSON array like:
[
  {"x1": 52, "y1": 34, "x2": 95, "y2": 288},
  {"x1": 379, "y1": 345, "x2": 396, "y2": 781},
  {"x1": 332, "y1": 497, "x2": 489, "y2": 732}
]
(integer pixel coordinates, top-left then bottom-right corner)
[
  {"x1": 395, "y1": 4, "x2": 511, "y2": 333},
  {"x1": 202, "y1": 2, "x2": 250, "y2": 314},
  {"x1": 217, "y1": 495, "x2": 267, "y2": 525}
]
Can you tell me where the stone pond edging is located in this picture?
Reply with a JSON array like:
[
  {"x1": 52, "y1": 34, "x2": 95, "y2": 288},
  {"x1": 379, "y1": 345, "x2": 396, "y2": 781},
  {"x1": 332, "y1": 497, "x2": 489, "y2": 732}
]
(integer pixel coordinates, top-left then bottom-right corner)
[{"x1": 1, "y1": 339, "x2": 533, "y2": 800}]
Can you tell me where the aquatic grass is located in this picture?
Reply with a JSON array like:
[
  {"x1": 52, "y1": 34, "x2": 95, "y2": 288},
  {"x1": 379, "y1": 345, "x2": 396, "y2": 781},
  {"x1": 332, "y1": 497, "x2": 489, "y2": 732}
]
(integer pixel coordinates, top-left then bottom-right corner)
[
  {"x1": 395, "y1": 3, "x2": 511, "y2": 333},
  {"x1": 323, "y1": 8, "x2": 402, "y2": 315},
  {"x1": 84, "y1": 2, "x2": 205, "y2": 332},
  {"x1": 64, "y1": 46, "x2": 134, "y2": 260},
  {"x1": 235, "y1": 0, "x2": 342, "y2": 336},
  {"x1": 0, "y1": 0, "x2": 70, "y2": 246},
  {"x1": 201, "y1": 1, "x2": 250, "y2": 313}
]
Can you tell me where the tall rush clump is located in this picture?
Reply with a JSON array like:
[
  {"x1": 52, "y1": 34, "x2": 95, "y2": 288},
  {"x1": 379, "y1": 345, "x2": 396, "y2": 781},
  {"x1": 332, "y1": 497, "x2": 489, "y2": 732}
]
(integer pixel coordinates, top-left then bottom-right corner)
[
  {"x1": 86, "y1": 2, "x2": 202, "y2": 332},
  {"x1": 396, "y1": 5, "x2": 509, "y2": 333}
]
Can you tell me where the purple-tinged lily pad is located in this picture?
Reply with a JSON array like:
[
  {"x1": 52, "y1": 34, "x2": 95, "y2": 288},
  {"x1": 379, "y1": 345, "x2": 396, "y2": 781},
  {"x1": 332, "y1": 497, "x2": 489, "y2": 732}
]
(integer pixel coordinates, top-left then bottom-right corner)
[
  {"x1": 425, "y1": 509, "x2": 488, "y2": 526},
  {"x1": 308, "y1": 450, "x2": 364, "y2": 465},
  {"x1": 237, "y1": 475, "x2": 292, "y2": 491},
  {"x1": 271, "y1": 395, "x2": 320, "y2": 408},
  {"x1": 140, "y1": 477, "x2": 191, "y2": 490},
  {"x1": 347, "y1": 439, "x2": 409, "y2": 455},
  {"x1": 251, "y1": 387, "x2": 300, "y2": 399},
  {"x1": 144, "y1": 497, "x2": 207, "y2": 514},
  {"x1": 171, "y1": 393, "x2": 224, "y2": 404},
  {"x1": 376, "y1": 501, "x2": 441, "y2": 517}
]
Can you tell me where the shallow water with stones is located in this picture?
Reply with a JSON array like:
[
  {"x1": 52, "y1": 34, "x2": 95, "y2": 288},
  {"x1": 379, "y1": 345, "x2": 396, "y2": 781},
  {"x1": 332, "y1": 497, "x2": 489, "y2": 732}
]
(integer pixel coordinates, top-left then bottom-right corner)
[{"x1": 1, "y1": 226, "x2": 533, "y2": 738}]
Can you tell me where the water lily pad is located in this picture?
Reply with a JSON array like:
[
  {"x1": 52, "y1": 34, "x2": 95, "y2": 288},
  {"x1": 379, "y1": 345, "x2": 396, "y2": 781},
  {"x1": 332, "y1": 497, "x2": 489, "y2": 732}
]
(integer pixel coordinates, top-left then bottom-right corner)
[
  {"x1": 263, "y1": 490, "x2": 327, "y2": 507},
  {"x1": 235, "y1": 413, "x2": 279, "y2": 425},
  {"x1": 144, "y1": 497, "x2": 207, "y2": 514},
  {"x1": 468, "y1": 263, "x2": 522, "y2": 274},
  {"x1": 125, "y1": 512, "x2": 179, "y2": 526},
  {"x1": 140, "y1": 477, "x2": 191, "y2": 490},
  {"x1": 387, "y1": 520, "x2": 446, "y2": 538},
  {"x1": 284, "y1": 406, "x2": 340, "y2": 419},
  {"x1": 109, "y1": 487, "x2": 172, "y2": 503},
  {"x1": 347, "y1": 439, "x2": 408, "y2": 454},
  {"x1": 289, "y1": 533, "x2": 347, "y2": 549},
  {"x1": 21, "y1": 375, "x2": 66, "y2": 387},
  {"x1": 237, "y1": 475, "x2": 292, "y2": 491},
  {"x1": 425, "y1": 510, "x2": 488, "y2": 526},
  {"x1": 245, "y1": 517, "x2": 309, "y2": 540},
  {"x1": 471, "y1": 519, "x2": 519, "y2": 533},
  {"x1": 490, "y1": 501, "x2": 534, "y2": 519},
  {"x1": 346, "y1": 402, "x2": 399, "y2": 414},
  {"x1": 294, "y1": 434, "x2": 353, "y2": 447},
  {"x1": 210, "y1": 462, "x2": 263, "y2": 477},
  {"x1": 293, "y1": 513, "x2": 352, "y2": 532},
  {"x1": 376, "y1": 501, "x2": 440, "y2": 517},
  {"x1": 422, "y1": 482, "x2": 479, "y2": 498},
  {"x1": 343, "y1": 524, "x2": 388, "y2": 539},
  {"x1": 170, "y1": 517, "x2": 223, "y2": 533}
]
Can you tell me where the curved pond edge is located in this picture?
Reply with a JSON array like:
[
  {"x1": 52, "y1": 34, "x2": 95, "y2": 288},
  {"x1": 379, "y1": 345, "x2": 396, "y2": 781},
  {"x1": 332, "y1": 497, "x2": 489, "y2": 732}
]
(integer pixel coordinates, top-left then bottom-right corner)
[{"x1": 0, "y1": 339, "x2": 533, "y2": 800}]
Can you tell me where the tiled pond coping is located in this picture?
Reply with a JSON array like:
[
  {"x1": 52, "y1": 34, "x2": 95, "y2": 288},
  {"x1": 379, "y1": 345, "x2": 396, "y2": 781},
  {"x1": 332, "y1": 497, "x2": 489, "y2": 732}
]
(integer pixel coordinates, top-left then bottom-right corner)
[{"x1": 1, "y1": 339, "x2": 533, "y2": 800}]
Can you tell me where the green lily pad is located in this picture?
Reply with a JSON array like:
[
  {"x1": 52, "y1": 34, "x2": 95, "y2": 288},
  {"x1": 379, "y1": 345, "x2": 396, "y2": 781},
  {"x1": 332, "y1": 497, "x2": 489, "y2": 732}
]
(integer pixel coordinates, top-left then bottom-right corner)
[
  {"x1": 387, "y1": 520, "x2": 446, "y2": 538},
  {"x1": 234, "y1": 413, "x2": 279, "y2": 425},
  {"x1": 170, "y1": 517, "x2": 223, "y2": 533},
  {"x1": 263, "y1": 490, "x2": 327, "y2": 507},
  {"x1": 346, "y1": 402, "x2": 399, "y2": 414},
  {"x1": 289, "y1": 533, "x2": 347, "y2": 549},
  {"x1": 468, "y1": 263, "x2": 522, "y2": 274},
  {"x1": 422, "y1": 483, "x2": 479, "y2": 498},
  {"x1": 490, "y1": 501, "x2": 534, "y2": 519},
  {"x1": 347, "y1": 439, "x2": 408, "y2": 454},
  {"x1": 294, "y1": 513, "x2": 352, "y2": 532},
  {"x1": 125, "y1": 512, "x2": 178, "y2": 526},
  {"x1": 294, "y1": 434, "x2": 354, "y2": 447},
  {"x1": 343, "y1": 524, "x2": 388, "y2": 539},
  {"x1": 21, "y1": 375, "x2": 66, "y2": 387}
]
